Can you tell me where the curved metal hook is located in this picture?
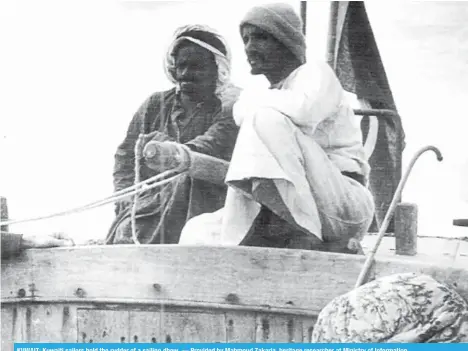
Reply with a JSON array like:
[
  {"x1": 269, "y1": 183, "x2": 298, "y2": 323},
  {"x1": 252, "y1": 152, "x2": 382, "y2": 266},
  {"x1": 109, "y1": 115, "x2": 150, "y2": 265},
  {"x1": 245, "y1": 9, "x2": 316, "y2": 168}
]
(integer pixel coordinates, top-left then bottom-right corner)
[
  {"x1": 355, "y1": 145, "x2": 443, "y2": 288},
  {"x1": 409, "y1": 145, "x2": 443, "y2": 164}
]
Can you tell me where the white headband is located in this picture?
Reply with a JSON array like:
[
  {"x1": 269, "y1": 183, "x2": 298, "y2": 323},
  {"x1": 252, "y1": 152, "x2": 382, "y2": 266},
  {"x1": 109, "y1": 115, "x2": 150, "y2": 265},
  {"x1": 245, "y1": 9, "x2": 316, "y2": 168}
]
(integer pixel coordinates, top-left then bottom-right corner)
[{"x1": 163, "y1": 24, "x2": 232, "y2": 96}]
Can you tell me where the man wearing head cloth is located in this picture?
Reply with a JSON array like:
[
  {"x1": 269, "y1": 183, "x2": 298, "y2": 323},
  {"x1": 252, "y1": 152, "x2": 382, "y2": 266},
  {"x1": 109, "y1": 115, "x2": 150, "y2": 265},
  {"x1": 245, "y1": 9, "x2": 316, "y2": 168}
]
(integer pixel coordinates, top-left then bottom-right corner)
[
  {"x1": 180, "y1": 4, "x2": 374, "y2": 254},
  {"x1": 106, "y1": 25, "x2": 240, "y2": 245}
]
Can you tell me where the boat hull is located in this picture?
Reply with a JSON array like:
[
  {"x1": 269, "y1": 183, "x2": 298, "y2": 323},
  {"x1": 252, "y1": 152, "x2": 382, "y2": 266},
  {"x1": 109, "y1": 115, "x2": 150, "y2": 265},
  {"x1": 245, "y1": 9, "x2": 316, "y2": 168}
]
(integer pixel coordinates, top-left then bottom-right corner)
[{"x1": 2, "y1": 245, "x2": 467, "y2": 347}]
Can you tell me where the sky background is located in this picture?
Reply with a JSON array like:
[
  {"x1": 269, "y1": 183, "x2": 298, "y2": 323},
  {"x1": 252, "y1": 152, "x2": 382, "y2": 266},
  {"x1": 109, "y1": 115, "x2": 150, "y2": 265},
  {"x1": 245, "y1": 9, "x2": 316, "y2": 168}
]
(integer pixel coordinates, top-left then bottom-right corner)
[{"x1": 1, "y1": 1, "x2": 467, "y2": 243}]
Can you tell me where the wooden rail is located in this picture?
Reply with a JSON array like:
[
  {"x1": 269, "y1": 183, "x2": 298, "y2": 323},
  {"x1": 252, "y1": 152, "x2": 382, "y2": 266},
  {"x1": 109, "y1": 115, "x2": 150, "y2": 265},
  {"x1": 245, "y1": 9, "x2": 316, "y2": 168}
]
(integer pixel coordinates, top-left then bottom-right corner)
[{"x1": 1, "y1": 245, "x2": 467, "y2": 347}]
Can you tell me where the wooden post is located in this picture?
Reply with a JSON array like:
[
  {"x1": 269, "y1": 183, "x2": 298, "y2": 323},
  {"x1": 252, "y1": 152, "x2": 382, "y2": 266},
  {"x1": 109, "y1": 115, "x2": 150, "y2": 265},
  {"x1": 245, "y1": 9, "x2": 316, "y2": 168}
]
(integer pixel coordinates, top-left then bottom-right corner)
[
  {"x1": 394, "y1": 203, "x2": 418, "y2": 256},
  {"x1": 326, "y1": 1, "x2": 340, "y2": 68},
  {"x1": 1, "y1": 196, "x2": 9, "y2": 233},
  {"x1": 300, "y1": 1, "x2": 307, "y2": 35}
]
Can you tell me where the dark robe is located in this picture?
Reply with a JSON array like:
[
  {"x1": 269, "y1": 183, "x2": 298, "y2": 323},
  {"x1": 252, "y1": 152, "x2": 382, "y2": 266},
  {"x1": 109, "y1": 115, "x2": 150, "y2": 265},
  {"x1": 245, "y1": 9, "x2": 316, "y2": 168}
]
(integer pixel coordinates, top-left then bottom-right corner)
[{"x1": 106, "y1": 88, "x2": 239, "y2": 244}]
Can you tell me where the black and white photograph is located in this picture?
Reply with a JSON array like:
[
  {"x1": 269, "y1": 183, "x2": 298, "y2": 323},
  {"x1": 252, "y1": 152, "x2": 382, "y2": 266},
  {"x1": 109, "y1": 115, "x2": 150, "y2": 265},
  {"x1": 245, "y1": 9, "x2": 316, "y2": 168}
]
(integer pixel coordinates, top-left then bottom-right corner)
[{"x1": 1, "y1": 0, "x2": 468, "y2": 346}]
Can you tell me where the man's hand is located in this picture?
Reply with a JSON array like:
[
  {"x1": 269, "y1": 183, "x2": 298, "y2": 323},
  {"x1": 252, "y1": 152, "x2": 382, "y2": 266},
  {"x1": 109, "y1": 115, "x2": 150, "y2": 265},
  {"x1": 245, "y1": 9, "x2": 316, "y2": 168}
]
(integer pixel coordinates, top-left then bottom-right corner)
[
  {"x1": 136, "y1": 131, "x2": 174, "y2": 158},
  {"x1": 143, "y1": 141, "x2": 187, "y2": 173},
  {"x1": 20, "y1": 232, "x2": 75, "y2": 250}
]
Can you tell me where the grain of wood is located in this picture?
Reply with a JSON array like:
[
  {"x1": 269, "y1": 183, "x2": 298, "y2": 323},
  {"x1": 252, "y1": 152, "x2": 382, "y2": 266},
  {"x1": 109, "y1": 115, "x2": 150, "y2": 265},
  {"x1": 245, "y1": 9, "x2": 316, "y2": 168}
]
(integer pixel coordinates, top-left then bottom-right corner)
[
  {"x1": 456, "y1": 241, "x2": 468, "y2": 257},
  {"x1": 26, "y1": 305, "x2": 77, "y2": 342},
  {"x1": 301, "y1": 316, "x2": 318, "y2": 342},
  {"x1": 395, "y1": 203, "x2": 418, "y2": 256},
  {"x1": 255, "y1": 314, "x2": 303, "y2": 342},
  {"x1": 129, "y1": 311, "x2": 160, "y2": 343},
  {"x1": 2, "y1": 246, "x2": 467, "y2": 316},
  {"x1": 160, "y1": 311, "x2": 226, "y2": 342},
  {"x1": 0, "y1": 246, "x2": 368, "y2": 316},
  {"x1": 77, "y1": 309, "x2": 130, "y2": 343},
  {"x1": 455, "y1": 241, "x2": 468, "y2": 266},
  {"x1": 361, "y1": 235, "x2": 395, "y2": 255},
  {"x1": 1, "y1": 245, "x2": 466, "y2": 346},
  {"x1": 362, "y1": 236, "x2": 463, "y2": 263},
  {"x1": 225, "y1": 312, "x2": 256, "y2": 342},
  {"x1": 1, "y1": 307, "x2": 14, "y2": 351},
  {"x1": 13, "y1": 306, "x2": 29, "y2": 343},
  {"x1": 439, "y1": 239, "x2": 462, "y2": 261}
]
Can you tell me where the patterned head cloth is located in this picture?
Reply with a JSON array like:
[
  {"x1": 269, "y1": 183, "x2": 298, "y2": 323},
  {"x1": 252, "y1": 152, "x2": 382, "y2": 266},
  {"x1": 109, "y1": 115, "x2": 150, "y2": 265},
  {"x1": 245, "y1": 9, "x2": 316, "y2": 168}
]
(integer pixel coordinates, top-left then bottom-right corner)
[{"x1": 164, "y1": 24, "x2": 232, "y2": 96}]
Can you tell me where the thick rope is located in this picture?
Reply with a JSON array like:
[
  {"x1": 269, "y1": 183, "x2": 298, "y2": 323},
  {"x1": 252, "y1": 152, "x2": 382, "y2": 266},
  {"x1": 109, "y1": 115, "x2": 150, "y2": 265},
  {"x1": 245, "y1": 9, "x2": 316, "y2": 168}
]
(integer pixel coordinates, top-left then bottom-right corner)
[
  {"x1": 131, "y1": 135, "x2": 143, "y2": 245},
  {"x1": 0, "y1": 133, "x2": 193, "y2": 233},
  {"x1": 0, "y1": 171, "x2": 186, "y2": 227},
  {"x1": 96, "y1": 168, "x2": 181, "y2": 205}
]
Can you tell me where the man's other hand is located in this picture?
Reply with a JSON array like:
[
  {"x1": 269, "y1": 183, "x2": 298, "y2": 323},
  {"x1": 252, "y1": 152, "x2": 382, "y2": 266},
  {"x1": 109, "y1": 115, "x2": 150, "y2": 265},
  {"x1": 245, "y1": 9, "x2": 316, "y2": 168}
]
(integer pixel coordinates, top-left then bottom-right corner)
[{"x1": 21, "y1": 232, "x2": 75, "y2": 250}]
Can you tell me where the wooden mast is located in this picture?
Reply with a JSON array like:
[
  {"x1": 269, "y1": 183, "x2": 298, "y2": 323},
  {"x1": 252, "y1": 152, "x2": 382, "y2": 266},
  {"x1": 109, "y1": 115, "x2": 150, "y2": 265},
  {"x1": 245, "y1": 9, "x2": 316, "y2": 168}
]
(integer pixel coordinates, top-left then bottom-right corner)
[
  {"x1": 326, "y1": 1, "x2": 340, "y2": 68},
  {"x1": 300, "y1": 1, "x2": 307, "y2": 35}
]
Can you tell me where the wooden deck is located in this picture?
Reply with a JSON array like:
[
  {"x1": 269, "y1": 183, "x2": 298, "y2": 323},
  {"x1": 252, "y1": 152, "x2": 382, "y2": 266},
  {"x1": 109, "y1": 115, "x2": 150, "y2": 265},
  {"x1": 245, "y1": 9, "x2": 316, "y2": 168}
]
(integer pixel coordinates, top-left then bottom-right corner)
[{"x1": 362, "y1": 234, "x2": 468, "y2": 266}]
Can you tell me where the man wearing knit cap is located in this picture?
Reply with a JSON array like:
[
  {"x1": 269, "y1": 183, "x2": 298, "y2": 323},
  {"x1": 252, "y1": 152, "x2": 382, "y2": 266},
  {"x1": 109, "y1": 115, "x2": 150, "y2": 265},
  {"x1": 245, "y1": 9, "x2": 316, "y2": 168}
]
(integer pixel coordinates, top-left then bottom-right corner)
[
  {"x1": 180, "y1": 4, "x2": 375, "y2": 254},
  {"x1": 240, "y1": 3, "x2": 307, "y2": 80}
]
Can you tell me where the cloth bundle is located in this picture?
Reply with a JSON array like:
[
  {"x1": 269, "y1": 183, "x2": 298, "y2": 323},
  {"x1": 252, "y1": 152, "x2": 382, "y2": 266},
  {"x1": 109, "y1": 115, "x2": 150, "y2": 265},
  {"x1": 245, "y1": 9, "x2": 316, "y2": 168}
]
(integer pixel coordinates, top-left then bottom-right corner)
[{"x1": 312, "y1": 273, "x2": 468, "y2": 343}]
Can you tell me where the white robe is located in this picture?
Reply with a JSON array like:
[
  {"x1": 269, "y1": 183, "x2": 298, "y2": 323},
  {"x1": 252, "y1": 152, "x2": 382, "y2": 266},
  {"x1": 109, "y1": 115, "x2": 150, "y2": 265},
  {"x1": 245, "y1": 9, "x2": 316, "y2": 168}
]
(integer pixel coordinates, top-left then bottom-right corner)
[{"x1": 179, "y1": 61, "x2": 374, "y2": 246}]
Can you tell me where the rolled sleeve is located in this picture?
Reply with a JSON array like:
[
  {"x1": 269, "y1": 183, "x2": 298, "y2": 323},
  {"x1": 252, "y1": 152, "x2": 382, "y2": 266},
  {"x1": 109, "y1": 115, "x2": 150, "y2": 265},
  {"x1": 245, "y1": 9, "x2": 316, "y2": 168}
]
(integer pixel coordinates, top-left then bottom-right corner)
[{"x1": 185, "y1": 112, "x2": 239, "y2": 161}]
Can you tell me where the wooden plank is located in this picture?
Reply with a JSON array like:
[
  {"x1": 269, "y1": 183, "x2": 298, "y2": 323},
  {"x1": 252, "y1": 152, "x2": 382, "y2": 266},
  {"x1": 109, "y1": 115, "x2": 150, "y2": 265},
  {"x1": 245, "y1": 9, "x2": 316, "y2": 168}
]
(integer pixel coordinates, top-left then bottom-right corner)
[
  {"x1": 255, "y1": 314, "x2": 303, "y2": 343},
  {"x1": 455, "y1": 241, "x2": 468, "y2": 268},
  {"x1": 225, "y1": 312, "x2": 256, "y2": 342},
  {"x1": 301, "y1": 316, "x2": 317, "y2": 343},
  {"x1": 26, "y1": 305, "x2": 77, "y2": 342},
  {"x1": 456, "y1": 241, "x2": 468, "y2": 259},
  {"x1": 0, "y1": 306, "x2": 40, "y2": 351},
  {"x1": 414, "y1": 238, "x2": 460, "y2": 261},
  {"x1": 10, "y1": 306, "x2": 29, "y2": 344},
  {"x1": 394, "y1": 203, "x2": 418, "y2": 256},
  {"x1": 362, "y1": 236, "x2": 461, "y2": 262},
  {"x1": 1, "y1": 246, "x2": 467, "y2": 317},
  {"x1": 129, "y1": 311, "x2": 160, "y2": 343},
  {"x1": 1, "y1": 307, "x2": 14, "y2": 351},
  {"x1": 160, "y1": 311, "x2": 226, "y2": 342},
  {"x1": 1, "y1": 246, "x2": 368, "y2": 316},
  {"x1": 438, "y1": 239, "x2": 461, "y2": 261},
  {"x1": 77, "y1": 309, "x2": 129, "y2": 343},
  {"x1": 361, "y1": 235, "x2": 395, "y2": 255}
]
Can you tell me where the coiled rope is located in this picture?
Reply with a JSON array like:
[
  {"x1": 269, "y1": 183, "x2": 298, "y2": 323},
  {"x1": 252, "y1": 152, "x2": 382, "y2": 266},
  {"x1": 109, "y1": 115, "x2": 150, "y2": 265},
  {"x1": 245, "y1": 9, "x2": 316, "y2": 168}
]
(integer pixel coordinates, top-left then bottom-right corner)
[{"x1": 131, "y1": 135, "x2": 143, "y2": 245}]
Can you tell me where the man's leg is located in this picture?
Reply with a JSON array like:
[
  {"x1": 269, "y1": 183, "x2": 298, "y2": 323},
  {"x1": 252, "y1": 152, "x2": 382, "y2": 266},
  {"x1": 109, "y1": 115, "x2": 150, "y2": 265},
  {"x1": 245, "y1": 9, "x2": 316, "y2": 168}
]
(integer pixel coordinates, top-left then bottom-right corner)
[
  {"x1": 239, "y1": 178, "x2": 325, "y2": 250},
  {"x1": 241, "y1": 203, "x2": 364, "y2": 253},
  {"x1": 243, "y1": 108, "x2": 374, "y2": 247}
]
